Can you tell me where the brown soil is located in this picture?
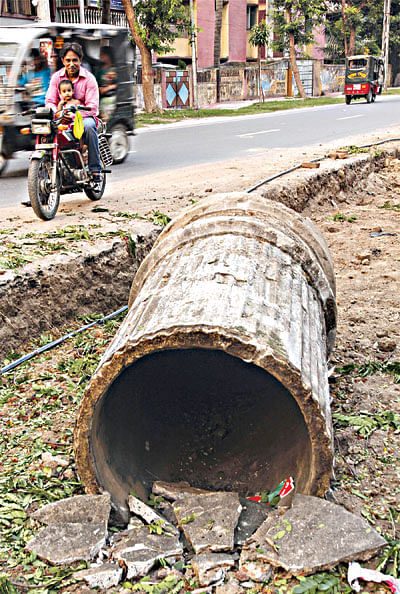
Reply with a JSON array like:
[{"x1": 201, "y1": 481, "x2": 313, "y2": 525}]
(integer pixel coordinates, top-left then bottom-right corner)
[{"x1": 1, "y1": 122, "x2": 400, "y2": 589}]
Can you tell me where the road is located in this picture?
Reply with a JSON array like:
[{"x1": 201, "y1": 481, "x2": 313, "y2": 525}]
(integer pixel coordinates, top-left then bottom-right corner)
[{"x1": 1, "y1": 94, "x2": 400, "y2": 208}]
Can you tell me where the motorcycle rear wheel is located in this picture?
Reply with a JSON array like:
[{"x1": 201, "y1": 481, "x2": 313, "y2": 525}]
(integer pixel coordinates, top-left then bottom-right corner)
[
  {"x1": 28, "y1": 158, "x2": 60, "y2": 221},
  {"x1": 84, "y1": 174, "x2": 106, "y2": 201}
]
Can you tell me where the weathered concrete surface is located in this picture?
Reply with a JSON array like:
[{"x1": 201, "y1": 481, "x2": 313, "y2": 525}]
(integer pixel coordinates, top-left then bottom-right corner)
[
  {"x1": 75, "y1": 194, "x2": 336, "y2": 519},
  {"x1": 191, "y1": 553, "x2": 236, "y2": 586},
  {"x1": 110, "y1": 525, "x2": 183, "y2": 579},
  {"x1": 174, "y1": 492, "x2": 241, "y2": 554},
  {"x1": 241, "y1": 494, "x2": 386, "y2": 576},
  {"x1": 127, "y1": 494, "x2": 177, "y2": 534},
  {"x1": 238, "y1": 550, "x2": 272, "y2": 583},
  {"x1": 26, "y1": 523, "x2": 106, "y2": 565},
  {"x1": 153, "y1": 480, "x2": 210, "y2": 501},
  {"x1": 74, "y1": 563, "x2": 123, "y2": 589},
  {"x1": 31, "y1": 494, "x2": 110, "y2": 527},
  {"x1": 0, "y1": 227, "x2": 160, "y2": 361},
  {"x1": 234, "y1": 498, "x2": 269, "y2": 546}
]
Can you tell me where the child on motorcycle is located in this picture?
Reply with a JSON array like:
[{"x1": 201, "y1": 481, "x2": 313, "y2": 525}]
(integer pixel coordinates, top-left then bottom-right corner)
[{"x1": 56, "y1": 79, "x2": 80, "y2": 117}]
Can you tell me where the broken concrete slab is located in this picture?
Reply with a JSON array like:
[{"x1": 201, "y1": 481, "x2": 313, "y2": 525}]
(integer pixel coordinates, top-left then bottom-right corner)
[
  {"x1": 215, "y1": 576, "x2": 241, "y2": 594},
  {"x1": 41, "y1": 452, "x2": 69, "y2": 470},
  {"x1": 111, "y1": 525, "x2": 183, "y2": 580},
  {"x1": 191, "y1": 553, "x2": 235, "y2": 586},
  {"x1": 173, "y1": 492, "x2": 242, "y2": 554},
  {"x1": 238, "y1": 548, "x2": 273, "y2": 583},
  {"x1": 127, "y1": 494, "x2": 177, "y2": 534},
  {"x1": 234, "y1": 498, "x2": 269, "y2": 546},
  {"x1": 74, "y1": 563, "x2": 123, "y2": 589},
  {"x1": 241, "y1": 494, "x2": 386, "y2": 576},
  {"x1": 31, "y1": 494, "x2": 110, "y2": 528},
  {"x1": 153, "y1": 480, "x2": 210, "y2": 501},
  {"x1": 26, "y1": 522, "x2": 106, "y2": 565}
]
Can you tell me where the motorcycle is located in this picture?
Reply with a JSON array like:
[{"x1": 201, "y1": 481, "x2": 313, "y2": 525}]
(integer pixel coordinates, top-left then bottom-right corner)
[{"x1": 26, "y1": 104, "x2": 113, "y2": 220}]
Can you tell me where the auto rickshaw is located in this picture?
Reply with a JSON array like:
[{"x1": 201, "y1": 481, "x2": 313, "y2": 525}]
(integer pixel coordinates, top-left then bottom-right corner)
[
  {"x1": 0, "y1": 23, "x2": 135, "y2": 175},
  {"x1": 344, "y1": 54, "x2": 384, "y2": 105}
]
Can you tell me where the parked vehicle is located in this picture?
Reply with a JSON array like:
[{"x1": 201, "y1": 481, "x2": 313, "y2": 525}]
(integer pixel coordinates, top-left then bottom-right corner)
[
  {"x1": 0, "y1": 23, "x2": 135, "y2": 175},
  {"x1": 27, "y1": 104, "x2": 113, "y2": 220},
  {"x1": 344, "y1": 55, "x2": 384, "y2": 105}
]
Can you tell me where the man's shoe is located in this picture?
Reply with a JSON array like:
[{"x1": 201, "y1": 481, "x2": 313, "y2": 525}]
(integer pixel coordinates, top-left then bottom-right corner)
[{"x1": 21, "y1": 200, "x2": 32, "y2": 207}]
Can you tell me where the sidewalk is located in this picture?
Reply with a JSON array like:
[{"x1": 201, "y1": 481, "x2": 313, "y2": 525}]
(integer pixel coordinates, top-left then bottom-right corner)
[{"x1": 201, "y1": 92, "x2": 343, "y2": 110}]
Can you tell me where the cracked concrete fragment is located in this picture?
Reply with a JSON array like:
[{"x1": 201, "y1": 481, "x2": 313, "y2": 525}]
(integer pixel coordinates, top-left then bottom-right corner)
[
  {"x1": 215, "y1": 576, "x2": 241, "y2": 593},
  {"x1": 127, "y1": 494, "x2": 177, "y2": 534},
  {"x1": 239, "y1": 548, "x2": 272, "y2": 582},
  {"x1": 30, "y1": 494, "x2": 110, "y2": 528},
  {"x1": 153, "y1": 480, "x2": 210, "y2": 501},
  {"x1": 111, "y1": 525, "x2": 183, "y2": 579},
  {"x1": 173, "y1": 492, "x2": 242, "y2": 554},
  {"x1": 26, "y1": 523, "x2": 106, "y2": 565},
  {"x1": 234, "y1": 498, "x2": 268, "y2": 545},
  {"x1": 74, "y1": 563, "x2": 123, "y2": 589},
  {"x1": 191, "y1": 553, "x2": 235, "y2": 586},
  {"x1": 242, "y1": 494, "x2": 386, "y2": 576}
]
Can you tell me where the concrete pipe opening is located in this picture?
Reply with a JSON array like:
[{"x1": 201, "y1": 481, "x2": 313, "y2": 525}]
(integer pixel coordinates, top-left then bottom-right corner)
[
  {"x1": 75, "y1": 193, "x2": 336, "y2": 520},
  {"x1": 91, "y1": 348, "x2": 312, "y2": 505}
]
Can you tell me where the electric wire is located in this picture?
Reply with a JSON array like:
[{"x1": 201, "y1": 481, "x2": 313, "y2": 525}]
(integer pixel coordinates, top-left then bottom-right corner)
[{"x1": 2, "y1": 137, "x2": 400, "y2": 376}]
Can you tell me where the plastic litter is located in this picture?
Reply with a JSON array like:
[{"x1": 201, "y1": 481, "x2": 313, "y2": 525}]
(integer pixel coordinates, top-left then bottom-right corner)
[
  {"x1": 370, "y1": 231, "x2": 397, "y2": 237},
  {"x1": 73, "y1": 110, "x2": 84, "y2": 139},
  {"x1": 348, "y1": 561, "x2": 400, "y2": 593},
  {"x1": 248, "y1": 477, "x2": 295, "y2": 507}
]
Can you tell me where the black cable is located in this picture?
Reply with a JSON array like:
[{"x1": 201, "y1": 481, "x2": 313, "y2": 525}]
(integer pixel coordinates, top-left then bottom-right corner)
[{"x1": 0, "y1": 305, "x2": 128, "y2": 375}]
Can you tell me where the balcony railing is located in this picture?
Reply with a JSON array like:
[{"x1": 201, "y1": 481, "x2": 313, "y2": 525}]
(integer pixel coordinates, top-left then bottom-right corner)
[{"x1": 57, "y1": 5, "x2": 128, "y2": 26}]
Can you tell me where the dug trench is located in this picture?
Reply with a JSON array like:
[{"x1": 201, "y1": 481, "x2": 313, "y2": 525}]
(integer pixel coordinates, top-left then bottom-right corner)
[{"x1": 1, "y1": 145, "x2": 400, "y2": 591}]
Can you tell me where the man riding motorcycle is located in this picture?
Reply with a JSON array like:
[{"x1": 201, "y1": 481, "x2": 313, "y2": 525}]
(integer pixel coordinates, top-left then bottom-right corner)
[{"x1": 45, "y1": 42, "x2": 102, "y2": 183}]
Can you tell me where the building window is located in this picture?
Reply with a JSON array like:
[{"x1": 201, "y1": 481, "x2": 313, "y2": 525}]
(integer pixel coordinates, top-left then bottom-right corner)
[{"x1": 246, "y1": 5, "x2": 257, "y2": 30}]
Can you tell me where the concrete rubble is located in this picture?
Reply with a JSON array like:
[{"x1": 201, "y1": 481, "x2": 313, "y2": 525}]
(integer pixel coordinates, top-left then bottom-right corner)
[{"x1": 24, "y1": 486, "x2": 387, "y2": 590}]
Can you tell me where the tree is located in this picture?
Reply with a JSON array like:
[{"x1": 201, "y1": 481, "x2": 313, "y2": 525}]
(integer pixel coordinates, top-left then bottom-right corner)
[
  {"x1": 249, "y1": 21, "x2": 272, "y2": 102},
  {"x1": 273, "y1": 0, "x2": 326, "y2": 99},
  {"x1": 340, "y1": 0, "x2": 366, "y2": 56},
  {"x1": 121, "y1": 0, "x2": 190, "y2": 113}
]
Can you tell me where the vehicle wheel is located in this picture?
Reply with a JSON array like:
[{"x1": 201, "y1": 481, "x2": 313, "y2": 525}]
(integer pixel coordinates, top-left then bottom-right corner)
[
  {"x1": 109, "y1": 124, "x2": 129, "y2": 164},
  {"x1": 0, "y1": 153, "x2": 7, "y2": 176},
  {"x1": 28, "y1": 158, "x2": 60, "y2": 220},
  {"x1": 345, "y1": 96, "x2": 351, "y2": 105},
  {"x1": 84, "y1": 174, "x2": 106, "y2": 201},
  {"x1": 372, "y1": 93, "x2": 376, "y2": 102},
  {"x1": 366, "y1": 90, "x2": 373, "y2": 103},
  {"x1": 378, "y1": 85, "x2": 383, "y2": 95}
]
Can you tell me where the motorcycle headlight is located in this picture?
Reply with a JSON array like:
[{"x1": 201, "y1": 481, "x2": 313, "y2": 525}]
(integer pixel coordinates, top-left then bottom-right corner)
[{"x1": 31, "y1": 120, "x2": 52, "y2": 135}]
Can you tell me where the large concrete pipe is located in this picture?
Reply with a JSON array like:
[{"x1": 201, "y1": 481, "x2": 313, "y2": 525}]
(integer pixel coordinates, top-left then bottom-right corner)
[{"x1": 75, "y1": 193, "x2": 336, "y2": 520}]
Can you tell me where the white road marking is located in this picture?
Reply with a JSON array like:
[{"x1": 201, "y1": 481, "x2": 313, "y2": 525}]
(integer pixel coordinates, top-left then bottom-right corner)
[
  {"x1": 128, "y1": 150, "x2": 137, "y2": 154},
  {"x1": 337, "y1": 114, "x2": 365, "y2": 121},
  {"x1": 237, "y1": 128, "x2": 280, "y2": 138}
]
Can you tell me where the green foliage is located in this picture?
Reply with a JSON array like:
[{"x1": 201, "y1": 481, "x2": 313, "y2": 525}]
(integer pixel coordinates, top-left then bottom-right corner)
[
  {"x1": 335, "y1": 360, "x2": 400, "y2": 383},
  {"x1": 272, "y1": 0, "x2": 326, "y2": 52},
  {"x1": 327, "y1": 212, "x2": 357, "y2": 223},
  {"x1": 379, "y1": 201, "x2": 400, "y2": 212},
  {"x1": 132, "y1": 0, "x2": 191, "y2": 54},
  {"x1": 147, "y1": 209, "x2": 171, "y2": 227},
  {"x1": 293, "y1": 572, "x2": 342, "y2": 593},
  {"x1": 249, "y1": 20, "x2": 271, "y2": 49},
  {"x1": 333, "y1": 410, "x2": 400, "y2": 436}
]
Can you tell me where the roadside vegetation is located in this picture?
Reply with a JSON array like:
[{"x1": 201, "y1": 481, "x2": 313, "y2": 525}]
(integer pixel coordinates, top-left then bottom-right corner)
[{"x1": 136, "y1": 90, "x2": 400, "y2": 127}]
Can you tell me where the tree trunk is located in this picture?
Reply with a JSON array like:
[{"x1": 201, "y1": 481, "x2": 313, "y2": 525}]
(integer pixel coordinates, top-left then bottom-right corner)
[
  {"x1": 286, "y1": 11, "x2": 306, "y2": 99},
  {"x1": 348, "y1": 26, "x2": 356, "y2": 56},
  {"x1": 258, "y1": 58, "x2": 264, "y2": 102},
  {"x1": 101, "y1": 0, "x2": 110, "y2": 25},
  {"x1": 121, "y1": 0, "x2": 160, "y2": 113},
  {"x1": 341, "y1": 0, "x2": 349, "y2": 56}
]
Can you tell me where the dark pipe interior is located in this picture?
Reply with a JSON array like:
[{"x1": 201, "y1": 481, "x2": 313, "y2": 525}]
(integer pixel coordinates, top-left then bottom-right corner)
[{"x1": 92, "y1": 348, "x2": 312, "y2": 507}]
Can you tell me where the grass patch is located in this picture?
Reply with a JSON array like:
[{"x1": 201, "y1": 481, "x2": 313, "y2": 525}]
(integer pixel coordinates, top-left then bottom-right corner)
[{"x1": 136, "y1": 96, "x2": 345, "y2": 127}]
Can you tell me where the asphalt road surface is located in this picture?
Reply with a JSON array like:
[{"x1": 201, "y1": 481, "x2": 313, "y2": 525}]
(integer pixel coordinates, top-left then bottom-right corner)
[{"x1": 1, "y1": 94, "x2": 400, "y2": 208}]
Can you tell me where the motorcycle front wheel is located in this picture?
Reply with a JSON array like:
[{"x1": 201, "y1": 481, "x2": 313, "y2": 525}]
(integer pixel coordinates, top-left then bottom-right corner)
[
  {"x1": 28, "y1": 157, "x2": 60, "y2": 221},
  {"x1": 84, "y1": 173, "x2": 106, "y2": 201}
]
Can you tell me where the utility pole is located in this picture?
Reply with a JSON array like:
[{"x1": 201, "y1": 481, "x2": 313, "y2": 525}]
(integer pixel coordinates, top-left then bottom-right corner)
[
  {"x1": 35, "y1": 0, "x2": 51, "y2": 22},
  {"x1": 382, "y1": 0, "x2": 391, "y2": 90},
  {"x1": 190, "y1": 0, "x2": 199, "y2": 110}
]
